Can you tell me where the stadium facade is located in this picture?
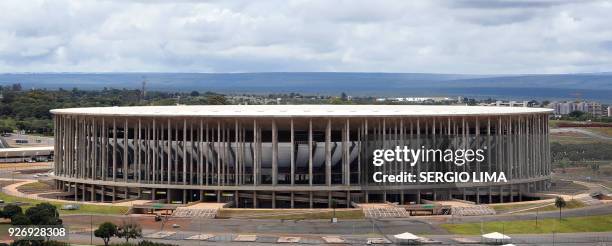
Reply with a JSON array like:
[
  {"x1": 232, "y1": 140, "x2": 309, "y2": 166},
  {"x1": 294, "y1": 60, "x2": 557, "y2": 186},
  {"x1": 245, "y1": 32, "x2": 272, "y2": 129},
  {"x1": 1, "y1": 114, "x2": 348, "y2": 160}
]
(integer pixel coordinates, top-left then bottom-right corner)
[{"x1": 51, "y1": 105, "x2": 552, "y2": 208}]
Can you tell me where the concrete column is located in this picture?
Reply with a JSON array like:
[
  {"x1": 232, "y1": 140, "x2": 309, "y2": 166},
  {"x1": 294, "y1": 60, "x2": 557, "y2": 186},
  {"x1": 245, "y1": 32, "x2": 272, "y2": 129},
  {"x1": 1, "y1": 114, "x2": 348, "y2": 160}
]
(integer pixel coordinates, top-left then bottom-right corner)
[
  {"x1": 346, "y1": 191, "x2": 351, "y2": 208},
  {"x1": 308, "y1": 119, "x2": 313, "y2": 186},
  {"x1": 101, "y1": 186, "x2": 105, "y2": 202},
  {"x1": 476, "y1": 187, "x2": 480, "y2": 204},
  {"x1": 290, "y1": 192, "x2": 294, "y2": 208},
  {"x1": 152, "y1": 119, "x2": 157, "y2": 183},
  {"x1": 325, "y1": 119, "x2": 331, "y2": 186},
  {"x1": 123, "y1": 119, "x2": 128, "y2": 182},
  {"x1": 137, "y1": 119, "x2": 141, "y2": 183},
  {"x1": 309, "y1": 192, "x2": 313, "y2": 208},
  {"x1": 216, "y1": 190, "x2": 221, "y2": 203},
  {"x1": 183, "y1": 190, "x2": 187, "y2": 204},
  {"x1": 235, "y1": 120, "x2": 239, "y2": 186},
  {"x1": 112, "y1": 186, "x2": 116, "y2": 202},
  {"x1": 253, "y1": 191, "x2": 257, "y2": 208},
  {"x1": 217, "y1": 122, "x2": 221, "y2": 186},
  {"x1": 152, "y1": 188, "x2": 156, "y2": 201},
  {"x1": 328, "y1": 192, "x2": 332, "y2": 208},
  {"x1": 124, "y1": 188, "x2": 128, "y2": 201},
  {"x1": 91, "y1": 185, "x2": 95, "y2": 202},
  {"x1": 417, "y1": 190, "x2": 421, "y2": 204},
  {"x1": 345, "y1": 119, "x2": 350, "y2": 185},
  {"x1": 167, "y1": 120, "x2": 172, "y2": 184},
  {"x1": 82, "y1": 184, "x2": 86, "y2": 202},
  {"x1": 168, "y1": 188, "x2": 171, "y2": 203},
  {"x1": 235, "y1": 191, "x2": 239, "y2": 207},
  {"x1": 272, "y1": 120, "x2": 278, "y2": 185},
  {"x1": 199, "y1": 120, "x2": 204, "y2": 186},
  {"x1": 183, "y1": 120, "x2": 187, "y2": 185},
  {"x1": 272, "y1": 192, "x2": 276, "y2": 208},
  {"x1": 365, "y1": 191, "x2": 369, "y2": 203},
  {"x1": 112, "y1": 119, "x2": 117, "y2": 181},
  {"x1": 200, "y1": 190, "x2": 204, "y2": 202},
  {"x1": 509, "y1": 185, "x2": 514, "y2": 202},
  {"x1": 290, "y1": 119, "x2": 295, "y2": 186},
  {"x1": 252, "y1": 120, "x2": 257, "y2": 185}
]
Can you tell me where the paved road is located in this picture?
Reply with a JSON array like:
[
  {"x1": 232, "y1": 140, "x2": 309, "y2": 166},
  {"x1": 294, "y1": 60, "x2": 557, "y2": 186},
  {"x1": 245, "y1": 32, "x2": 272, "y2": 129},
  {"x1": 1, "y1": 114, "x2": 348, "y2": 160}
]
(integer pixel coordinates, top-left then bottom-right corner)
[
  {"x1": 424, "y1": 203, "x2": 612, "y2": 224},
  {"x1": 65, "y1": 229, "x2": 612, "y2": 245}
]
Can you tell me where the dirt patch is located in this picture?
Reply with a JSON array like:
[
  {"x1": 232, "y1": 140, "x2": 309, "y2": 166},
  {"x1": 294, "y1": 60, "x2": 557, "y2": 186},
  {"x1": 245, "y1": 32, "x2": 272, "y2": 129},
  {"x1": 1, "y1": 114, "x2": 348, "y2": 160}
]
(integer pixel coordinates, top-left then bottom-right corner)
[
  {"x1": 0, "y1": 181, "x2": 19, "y2": 188},
  {"x1": 61, "y1": 214, "x2": 192, "y2": 232},
  {"x1": 17, "y1": 180, "x2": 54, "y2": 194}
]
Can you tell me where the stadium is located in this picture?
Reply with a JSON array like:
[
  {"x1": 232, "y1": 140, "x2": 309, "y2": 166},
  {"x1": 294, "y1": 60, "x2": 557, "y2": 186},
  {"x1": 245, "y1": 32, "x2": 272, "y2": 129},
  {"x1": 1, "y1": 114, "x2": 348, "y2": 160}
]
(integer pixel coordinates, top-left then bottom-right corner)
[{"x1": 50, "y1": 105, "x2": 552, "y2": 208}]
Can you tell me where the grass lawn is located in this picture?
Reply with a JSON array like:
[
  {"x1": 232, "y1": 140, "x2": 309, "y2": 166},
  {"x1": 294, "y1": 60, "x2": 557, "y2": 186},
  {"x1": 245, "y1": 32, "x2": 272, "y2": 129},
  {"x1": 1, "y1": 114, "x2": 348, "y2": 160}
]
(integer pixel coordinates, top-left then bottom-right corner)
[
  {"x1": 548, "y1": 120, "x2": 580, "y2": 128},
  {"x1": 441, "y1": 214, "x2": 612, "y2": 235},
  {"x1": 0, "y1": 191, "x2": 128, "y2": 215},
  {"x1": 18, "y1": 181, "x2": 50, "y2": 189},
  {"x1": 587, "y1": 127, "x2": 612, "y2": 138},
  {"x1": 489, "y1": 202, "x2": 551, "y2": 213},
  {"x1": 17, "y1": 181, "x2": 53, "y2": 194},
  {"x1": 529, "y1": 200, "x2": 584, "y2": 212},
  {"x1": 549, "y1": 133, "x2": 603, "y2": 144},
  {"x1": 217, "y1": 208, "x2": 365, "y2": 220},
  {"x1": 490, "y1": 200, "x2": 584, "y2": 213}
]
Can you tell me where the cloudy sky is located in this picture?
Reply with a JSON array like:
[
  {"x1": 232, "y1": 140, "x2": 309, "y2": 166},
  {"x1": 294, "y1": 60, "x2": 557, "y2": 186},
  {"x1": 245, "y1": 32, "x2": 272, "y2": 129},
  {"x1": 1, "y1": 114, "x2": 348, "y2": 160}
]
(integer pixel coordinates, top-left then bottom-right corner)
[{"x1": 0, "y1": 0, "x2": 611, "y2": 74}]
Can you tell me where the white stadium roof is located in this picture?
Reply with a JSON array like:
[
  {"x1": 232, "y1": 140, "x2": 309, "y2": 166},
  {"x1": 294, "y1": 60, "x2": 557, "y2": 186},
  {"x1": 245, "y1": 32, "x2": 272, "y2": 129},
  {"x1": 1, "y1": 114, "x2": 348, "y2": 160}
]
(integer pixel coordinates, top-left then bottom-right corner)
[{"x1": 51, "y1": 105, "x2": 552, "y2": 117}]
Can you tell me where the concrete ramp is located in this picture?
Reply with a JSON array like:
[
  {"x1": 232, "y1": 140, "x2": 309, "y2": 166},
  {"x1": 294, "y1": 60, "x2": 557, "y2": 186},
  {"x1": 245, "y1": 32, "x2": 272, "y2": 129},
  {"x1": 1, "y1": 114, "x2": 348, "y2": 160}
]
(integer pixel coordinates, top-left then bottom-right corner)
[
  {"x1": 451, "y1": 205, "x2": 496, "y2": 216},
  {"x1": 172, "y1": 202, "x2": 226, "y2": 218},
  {"x1": 359, "y1": 203, "x2": 410, "y2": 218}
]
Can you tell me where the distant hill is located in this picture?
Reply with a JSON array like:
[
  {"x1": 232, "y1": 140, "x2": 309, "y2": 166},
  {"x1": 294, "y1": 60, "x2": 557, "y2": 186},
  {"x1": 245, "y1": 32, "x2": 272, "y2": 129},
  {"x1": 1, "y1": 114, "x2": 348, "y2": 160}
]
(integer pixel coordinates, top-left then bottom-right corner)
[{"x1": 0, "y1": 72, "x2": 610, "y2": 102}]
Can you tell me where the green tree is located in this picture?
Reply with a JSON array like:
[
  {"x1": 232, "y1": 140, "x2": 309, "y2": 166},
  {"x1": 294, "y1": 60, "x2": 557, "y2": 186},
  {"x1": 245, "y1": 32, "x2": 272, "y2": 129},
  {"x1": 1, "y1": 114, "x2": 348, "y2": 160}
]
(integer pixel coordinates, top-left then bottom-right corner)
[
  {"x1": 25, "y1": 203, "x2": 61, "y2": 225},
  {"x1": 0, "y1": 118, "x2": 16, "y2": 133},
  {"x1": 116, "y1": 220, "x2": 142, "y2": 243},
  {"x1": 329, "y1": 97, "x2": 345, "y2": 104},
  {"x1": 555, "y1": 196, "x2": 567, "y2": 219},
  {"x1": 568, "y1": 110, "x2": 585, "y2": 118},
  {"x1": 94, "y1": 222, "x2": 117, "y2": 246},
  {"x1": 10, "y1": 214, "x2": 31, "y2": 225},
  {"x1": 2, "y1": 204, "x2": 22, "y2": 219}
]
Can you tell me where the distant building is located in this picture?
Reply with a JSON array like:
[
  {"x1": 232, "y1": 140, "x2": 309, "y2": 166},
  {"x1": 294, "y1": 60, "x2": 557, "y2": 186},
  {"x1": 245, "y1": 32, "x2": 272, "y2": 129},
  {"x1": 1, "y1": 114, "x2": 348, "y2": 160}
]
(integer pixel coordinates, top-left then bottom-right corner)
[
  {"x1": 479, "y1": 100, "x2": 528, "y2": 107},
  {"x1": 608, "y1": 106, "x2": 612, "y2": 117},
  {"x1": 0, "y1": 146, "x2": 54, "y2": 163},
  {"x1": 548, "y1": 101, "x2": 604, "y2": 116},
  {"x1": 375, "y1": 97, "x2": 456, "y2": 103}
]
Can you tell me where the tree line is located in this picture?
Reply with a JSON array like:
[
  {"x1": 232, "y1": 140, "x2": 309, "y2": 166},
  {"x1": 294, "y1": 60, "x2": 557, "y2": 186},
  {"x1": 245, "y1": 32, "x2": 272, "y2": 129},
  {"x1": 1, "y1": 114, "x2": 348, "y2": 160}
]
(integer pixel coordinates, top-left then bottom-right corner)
[{"x1": 0, "y1": 84, "x2": 227, "y2": 135}]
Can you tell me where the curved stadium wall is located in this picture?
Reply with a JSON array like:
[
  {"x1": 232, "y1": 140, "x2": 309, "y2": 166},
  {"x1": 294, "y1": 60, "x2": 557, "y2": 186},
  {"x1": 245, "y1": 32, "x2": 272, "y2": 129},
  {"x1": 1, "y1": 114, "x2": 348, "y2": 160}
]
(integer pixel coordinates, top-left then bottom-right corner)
[{"x1": 51, "y1": 105, "x2": 552, "y2": 208}]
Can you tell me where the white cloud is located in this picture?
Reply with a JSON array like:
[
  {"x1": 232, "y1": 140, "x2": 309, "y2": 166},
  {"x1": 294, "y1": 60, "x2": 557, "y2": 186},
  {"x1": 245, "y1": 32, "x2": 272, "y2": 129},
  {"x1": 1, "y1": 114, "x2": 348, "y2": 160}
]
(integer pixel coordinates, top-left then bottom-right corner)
[{"x1": 0, "y1": 0, "x2": 611, "y2": 74}]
